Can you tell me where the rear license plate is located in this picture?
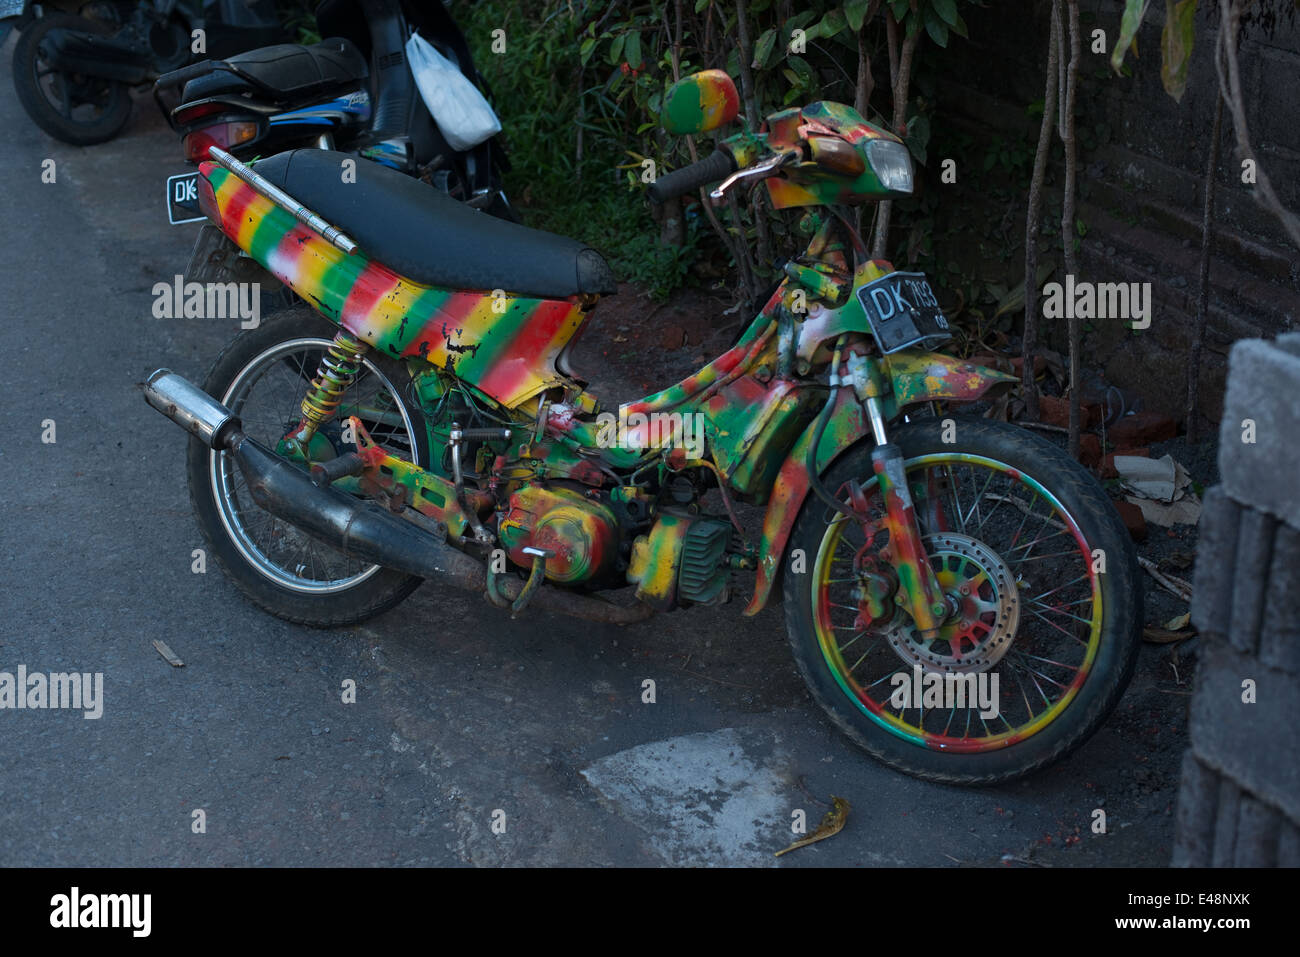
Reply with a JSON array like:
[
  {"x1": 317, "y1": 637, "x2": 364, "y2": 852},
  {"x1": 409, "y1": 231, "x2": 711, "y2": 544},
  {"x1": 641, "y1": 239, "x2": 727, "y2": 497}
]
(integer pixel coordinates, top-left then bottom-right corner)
[
  {"x1": 855, "y1": 271, "x2": 952, "y2": 354},
  {"x1": 166, "y1": 171, "x2": 203, "y2": 225}
]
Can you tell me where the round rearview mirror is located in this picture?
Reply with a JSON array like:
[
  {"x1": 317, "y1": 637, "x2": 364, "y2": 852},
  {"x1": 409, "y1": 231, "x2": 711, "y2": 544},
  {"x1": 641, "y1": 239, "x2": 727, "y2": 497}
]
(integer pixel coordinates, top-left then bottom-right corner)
[{"x1": 661, "y1": 69, "x2": 740, "y2": 135}]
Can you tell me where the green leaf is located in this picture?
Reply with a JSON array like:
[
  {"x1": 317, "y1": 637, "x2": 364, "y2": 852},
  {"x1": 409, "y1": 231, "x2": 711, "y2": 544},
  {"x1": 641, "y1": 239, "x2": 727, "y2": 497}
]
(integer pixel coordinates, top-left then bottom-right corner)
[
  {"x1": 787, "y1": 54, "x2": 814, "y2": 83},
  {"x1": 786, "y1": 10, "x2": 818, "y2": 34},
  {"x1": 904, "y1": 112, "x2": 930, "y2": 164},
  {"x1": 626, "y1": 30, "x2": 642, "y2": 70},
  {"x1": 950, "y1": 11, "x2": 969, "y2": 39},
  {"x1": 608, "y1": 32, "x2": 625, "y2": 67},
  {"x1": 1159, "y1": 0, "x2": 1197, "y2": 102},
  {"x1": 1110, "y1": 0, "x2": 1150, "y2": 75},
  {"x1": 579, "y1": 36, "x2": 596, "y2": 66},
  {"x1": 933, "y1": 0, "x2": 959, "y2": 26},
  {"x1": 752, "y1": 27, "x2": 776, "y2": 69},
  {"x1": 924, "y1": 10, "x2": 949, "y2": 47},
  {"x1": 845, "y1": 0, "x2": 871, "y2": 32},
  {"x1": 695, "y1": 0, "x2": 711, "y2": 12},
  {"x1": 890, "y1": 0, "x2": 910, "y2": 20},
  {"x1": 818, "y1": 9, "x2": 847, "y2": 39}
]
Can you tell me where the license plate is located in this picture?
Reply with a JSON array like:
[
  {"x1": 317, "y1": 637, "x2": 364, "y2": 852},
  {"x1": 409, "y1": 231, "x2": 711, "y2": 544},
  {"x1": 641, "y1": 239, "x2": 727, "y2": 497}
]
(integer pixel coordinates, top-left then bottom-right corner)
[
  {"x1": 855, "y1": 271, "x2": 952, "y2": 354},
  {"x1": 166, "y1": 171, "x2": 203, "y2": 225}
]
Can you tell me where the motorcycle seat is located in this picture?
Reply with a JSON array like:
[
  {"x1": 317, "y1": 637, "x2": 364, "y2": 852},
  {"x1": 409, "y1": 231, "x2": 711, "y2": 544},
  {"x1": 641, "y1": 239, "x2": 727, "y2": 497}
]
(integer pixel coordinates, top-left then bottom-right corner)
[
  {"x1": 252, "y1": 150, "x2": 617, "y2": 300},
  {"x1": 183, "y1": 38, "x2": 368, "y2": 105}
]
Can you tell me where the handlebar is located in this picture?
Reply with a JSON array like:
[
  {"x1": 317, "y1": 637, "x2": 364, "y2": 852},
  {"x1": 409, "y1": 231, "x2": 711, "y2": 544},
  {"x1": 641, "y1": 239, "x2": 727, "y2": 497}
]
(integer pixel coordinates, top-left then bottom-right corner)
[{"x1": 646, "y1": 148, "x2": 737, "y2": 204}]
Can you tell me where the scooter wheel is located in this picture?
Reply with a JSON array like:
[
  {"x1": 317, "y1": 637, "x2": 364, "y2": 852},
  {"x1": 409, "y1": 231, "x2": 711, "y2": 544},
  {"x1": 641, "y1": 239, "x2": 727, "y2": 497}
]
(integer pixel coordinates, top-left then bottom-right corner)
[
  {"x1": 12, "y1": 13, "x2": 133, "y2": 146},
  {"x1": 186, "y1": 306, "x2": 432, "y2": 627},
  {"x1": 783, "y1": 415, "x2": 1142, "y2": 784}
]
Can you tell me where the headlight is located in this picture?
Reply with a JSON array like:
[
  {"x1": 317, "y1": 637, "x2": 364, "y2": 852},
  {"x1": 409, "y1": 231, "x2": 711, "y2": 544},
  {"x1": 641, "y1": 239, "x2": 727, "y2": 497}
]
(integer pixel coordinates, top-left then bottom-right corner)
[{"x1": 866, "y1": 139, "x2": 914, "y2": 194}]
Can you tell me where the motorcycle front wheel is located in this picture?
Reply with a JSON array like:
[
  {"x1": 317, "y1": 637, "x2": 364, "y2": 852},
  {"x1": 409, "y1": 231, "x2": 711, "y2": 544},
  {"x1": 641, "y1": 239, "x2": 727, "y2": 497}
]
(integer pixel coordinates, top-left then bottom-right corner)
[
  {"x1": 12, "y1": 14, "x2": 133, "y2": 145},
  {"x1": 186, "y1": 306, "x2": 431, "y2": 627},
  {"x1": 783, "y1": 416, "x2": 1141, "y2": 784}
]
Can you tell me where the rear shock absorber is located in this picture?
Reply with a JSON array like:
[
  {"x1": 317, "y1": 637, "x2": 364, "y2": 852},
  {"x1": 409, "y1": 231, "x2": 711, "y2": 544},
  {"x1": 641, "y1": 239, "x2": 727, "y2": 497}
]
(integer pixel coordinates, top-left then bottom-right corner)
[{"x1": 285, "y1": 330, "x2": 369, "y2": 455}]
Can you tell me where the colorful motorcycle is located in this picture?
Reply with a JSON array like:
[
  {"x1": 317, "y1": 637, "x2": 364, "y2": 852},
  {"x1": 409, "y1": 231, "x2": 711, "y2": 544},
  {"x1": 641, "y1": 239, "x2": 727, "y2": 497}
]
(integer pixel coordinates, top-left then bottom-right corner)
[{"x1": 143, "y1": 70, "x2": 1141, "y2": 784}]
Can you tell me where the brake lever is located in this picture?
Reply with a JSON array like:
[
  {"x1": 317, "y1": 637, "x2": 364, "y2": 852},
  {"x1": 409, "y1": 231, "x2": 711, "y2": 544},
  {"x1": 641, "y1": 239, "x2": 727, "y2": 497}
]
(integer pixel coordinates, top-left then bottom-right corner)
[{"x1": 709, "y1": 150, "x2": 797, "y2": 204}]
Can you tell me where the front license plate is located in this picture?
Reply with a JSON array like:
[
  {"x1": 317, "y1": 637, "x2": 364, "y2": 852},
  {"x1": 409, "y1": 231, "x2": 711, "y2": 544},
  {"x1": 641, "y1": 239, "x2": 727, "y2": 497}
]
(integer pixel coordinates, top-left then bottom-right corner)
[
  {"x1": 166, "y1": 171, "x2": 203, "y2": 225},
  {"x1": 856, "y1": 271, "x2": 952, "y2": 354}
]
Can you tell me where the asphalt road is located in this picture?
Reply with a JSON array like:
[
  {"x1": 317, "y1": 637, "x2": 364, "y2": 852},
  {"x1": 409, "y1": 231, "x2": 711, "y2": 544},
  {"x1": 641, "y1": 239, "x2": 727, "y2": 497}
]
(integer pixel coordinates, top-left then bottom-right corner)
[{"x1": 0, "y1": 34, "x2": 1181, "y2": 867}]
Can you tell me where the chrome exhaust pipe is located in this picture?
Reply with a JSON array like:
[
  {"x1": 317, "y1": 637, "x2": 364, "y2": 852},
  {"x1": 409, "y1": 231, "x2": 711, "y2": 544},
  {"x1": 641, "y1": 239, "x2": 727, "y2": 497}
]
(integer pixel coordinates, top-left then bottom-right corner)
[
  {"x1": 144, "y1": 369, "x2": 242, "y2": 450},
  {"x1": 142, "y1": 370, "x2": 652, "y2": 625}
]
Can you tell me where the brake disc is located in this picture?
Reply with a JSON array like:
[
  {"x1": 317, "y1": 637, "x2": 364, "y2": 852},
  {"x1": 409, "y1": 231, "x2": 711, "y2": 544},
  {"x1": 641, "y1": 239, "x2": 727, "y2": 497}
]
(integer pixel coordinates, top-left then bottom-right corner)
[{"x1": 885, "y1": 532, "x2": 1020, "y2": 675}]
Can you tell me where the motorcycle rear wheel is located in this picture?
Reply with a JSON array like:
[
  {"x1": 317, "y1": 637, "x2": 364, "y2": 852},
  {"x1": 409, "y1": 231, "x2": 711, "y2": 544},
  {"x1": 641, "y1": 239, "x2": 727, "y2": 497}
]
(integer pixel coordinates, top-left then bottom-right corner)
[
  {"x1": 12, "y1": 14, "x2": 133, "y2": 145},
  {"x1": 186, "y1": 306, "x2": 431, "y2": 627},
  {"x1": 783, "y1": 416, "x2": 1141, "y2": 784}
]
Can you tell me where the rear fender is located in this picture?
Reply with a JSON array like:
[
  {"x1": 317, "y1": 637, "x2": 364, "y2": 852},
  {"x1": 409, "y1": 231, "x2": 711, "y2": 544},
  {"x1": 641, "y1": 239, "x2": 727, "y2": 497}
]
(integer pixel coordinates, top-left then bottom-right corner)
[{"x1": 744, "y1": 353, "x2": 1016, "y2": 616}]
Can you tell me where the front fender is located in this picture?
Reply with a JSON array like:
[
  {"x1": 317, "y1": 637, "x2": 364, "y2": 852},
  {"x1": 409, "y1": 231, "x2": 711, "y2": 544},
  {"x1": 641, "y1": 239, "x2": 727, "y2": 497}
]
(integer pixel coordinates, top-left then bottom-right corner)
[
  {"x1": 884, "y1": 349, "x2": 1018, "y2": 407},
  {"x1": 743, "y1": 352, "x2": 1016, "y2": 616}
]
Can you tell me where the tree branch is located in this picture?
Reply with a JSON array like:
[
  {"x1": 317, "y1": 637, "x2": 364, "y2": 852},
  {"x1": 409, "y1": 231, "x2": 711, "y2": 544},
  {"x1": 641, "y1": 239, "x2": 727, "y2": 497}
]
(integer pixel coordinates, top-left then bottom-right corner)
[
  {"x1": 1060, "y1": 0, "x2": 1081, "y2": 459},
  {"x1": 1215, "y1": 0, "x2": 1300, "y2": 249},
  {"x1": 1022, "y1": 1, "x2": 1062, "y2": 423}
]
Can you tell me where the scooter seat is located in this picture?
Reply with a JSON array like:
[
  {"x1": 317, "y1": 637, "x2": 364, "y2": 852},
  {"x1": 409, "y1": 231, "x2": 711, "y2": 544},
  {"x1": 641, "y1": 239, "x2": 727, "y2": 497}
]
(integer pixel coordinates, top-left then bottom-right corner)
[
  {"x1": 252, "y1": 150, "x2": 617, "y2": 300},
  {"x1": 183, "y1": 38, "x2": 368, "y2": 104}
]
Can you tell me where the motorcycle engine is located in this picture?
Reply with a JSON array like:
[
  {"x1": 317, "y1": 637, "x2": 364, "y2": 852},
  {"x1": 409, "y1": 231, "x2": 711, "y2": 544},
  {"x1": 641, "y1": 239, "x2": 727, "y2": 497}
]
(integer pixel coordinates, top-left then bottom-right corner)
[{"x1": 497, "y1": 484, "x2": 621, "y2": 585}]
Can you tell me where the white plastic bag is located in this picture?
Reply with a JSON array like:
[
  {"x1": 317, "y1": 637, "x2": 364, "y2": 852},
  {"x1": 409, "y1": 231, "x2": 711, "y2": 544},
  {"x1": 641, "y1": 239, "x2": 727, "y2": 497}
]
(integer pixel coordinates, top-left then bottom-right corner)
[{"x1": 405, "y1": 32, "x2": 502, "y2": 152}]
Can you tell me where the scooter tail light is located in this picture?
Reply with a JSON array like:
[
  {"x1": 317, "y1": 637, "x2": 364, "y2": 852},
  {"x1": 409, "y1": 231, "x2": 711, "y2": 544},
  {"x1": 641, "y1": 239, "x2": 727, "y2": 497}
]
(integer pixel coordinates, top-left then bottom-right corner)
[{"x1": 183, "y1": 121, "x2": 259, "y2": 162}]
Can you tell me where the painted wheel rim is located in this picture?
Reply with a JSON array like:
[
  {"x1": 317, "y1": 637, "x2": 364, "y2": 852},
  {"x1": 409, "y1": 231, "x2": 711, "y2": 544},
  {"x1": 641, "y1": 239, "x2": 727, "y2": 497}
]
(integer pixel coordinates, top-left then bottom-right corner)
[
  {"x1": 811, "y1": 452, "x2": 1103, "y2": 753},
  {"x1": 209, "y1": 337, "x2": 420, "y2": 594}
]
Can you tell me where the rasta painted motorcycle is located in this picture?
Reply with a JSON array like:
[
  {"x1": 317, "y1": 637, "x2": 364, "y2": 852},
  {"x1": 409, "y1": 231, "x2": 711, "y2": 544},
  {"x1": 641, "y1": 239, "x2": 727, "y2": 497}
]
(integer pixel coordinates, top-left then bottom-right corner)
[{"x1": 143, "y1": 70, "x2": 1141, "y2": 784}]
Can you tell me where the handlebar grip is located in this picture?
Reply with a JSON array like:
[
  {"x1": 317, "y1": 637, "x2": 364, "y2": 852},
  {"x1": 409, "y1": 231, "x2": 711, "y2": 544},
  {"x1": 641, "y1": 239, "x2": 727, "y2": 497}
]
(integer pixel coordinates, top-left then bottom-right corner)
[{"x1": 647, "y1": 149, "x2": 737, "y2": 204}]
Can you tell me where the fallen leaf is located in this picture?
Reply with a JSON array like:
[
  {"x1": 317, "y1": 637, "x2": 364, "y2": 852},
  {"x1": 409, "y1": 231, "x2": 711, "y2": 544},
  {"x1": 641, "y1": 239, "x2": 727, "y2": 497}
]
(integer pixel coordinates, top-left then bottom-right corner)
[
  {"x1": 152, "y1": 640, "x2": 184, "y2": 667},
  {"x1": 775, "y1": 795, "x2": 850, "y2": 857}
]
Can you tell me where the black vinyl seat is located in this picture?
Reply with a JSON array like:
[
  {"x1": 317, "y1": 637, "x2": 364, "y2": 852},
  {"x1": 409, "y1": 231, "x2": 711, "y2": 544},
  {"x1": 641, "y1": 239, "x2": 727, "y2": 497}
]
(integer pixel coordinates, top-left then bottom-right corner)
[
  {"x1": 183, "y1": 38, "x2": 368, "y2": 104},
  {"x1": 252, "y1": 150, "x2": 617, "y2": 300}
]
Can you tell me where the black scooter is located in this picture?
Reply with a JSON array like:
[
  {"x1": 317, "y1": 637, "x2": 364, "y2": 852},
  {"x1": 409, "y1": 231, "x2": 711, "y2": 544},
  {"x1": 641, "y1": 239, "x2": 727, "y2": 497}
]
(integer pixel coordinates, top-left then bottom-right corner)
[
  {"x1": 154, "y1": 0, "x2": 516, "y2": 225},
  {"x1": 8, "y1": 0, "x2": 282, "y2": 145}
]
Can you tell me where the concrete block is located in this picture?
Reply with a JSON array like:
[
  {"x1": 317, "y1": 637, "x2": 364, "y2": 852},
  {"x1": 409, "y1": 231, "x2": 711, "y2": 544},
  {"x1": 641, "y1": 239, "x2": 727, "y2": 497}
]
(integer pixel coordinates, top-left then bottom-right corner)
[
  {"x1": 1188, "y1": 641, "x2": 1300, "y2": 825},
  {"x1": 1218, "y1": 339, "x2": 1300, "y2": 531},
  {"x1": 1229, "y1": 507, "x2": 1276, "y2": 655},
  {"x1": 1260, "y1": 521, "x2": 1300, "y2": 676},
  {"x1": 1190, "y1": 486, "x2": 1239, "y2": 640}
]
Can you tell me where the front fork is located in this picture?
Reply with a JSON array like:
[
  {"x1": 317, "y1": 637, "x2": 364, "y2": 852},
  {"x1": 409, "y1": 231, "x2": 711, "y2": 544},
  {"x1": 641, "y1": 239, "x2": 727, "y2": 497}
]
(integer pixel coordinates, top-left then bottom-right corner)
[{"x1": 861, "y1": 395, "x2": 950, "y2": 638}]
